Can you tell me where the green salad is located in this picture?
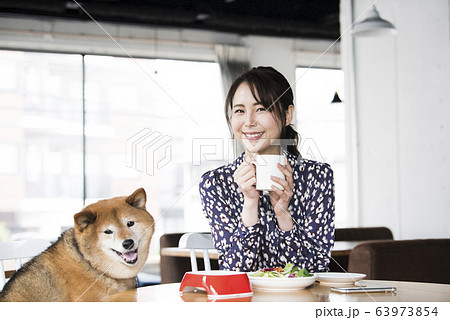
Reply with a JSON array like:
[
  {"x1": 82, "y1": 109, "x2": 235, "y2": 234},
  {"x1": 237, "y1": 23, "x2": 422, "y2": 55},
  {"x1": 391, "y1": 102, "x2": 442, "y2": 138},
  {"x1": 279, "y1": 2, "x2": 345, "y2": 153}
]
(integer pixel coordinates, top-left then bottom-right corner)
[{"x1": 249, "y1": 263, "x2": 313, "y2": 278}]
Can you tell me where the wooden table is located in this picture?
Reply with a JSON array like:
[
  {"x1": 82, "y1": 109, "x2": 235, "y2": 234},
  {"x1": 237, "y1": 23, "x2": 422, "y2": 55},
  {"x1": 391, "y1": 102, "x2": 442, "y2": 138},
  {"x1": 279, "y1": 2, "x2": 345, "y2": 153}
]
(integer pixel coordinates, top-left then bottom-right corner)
[
  {"x1": 160, "y1": 241, "x2": 363, "y2": 260},
  {"x1": 109, "y1": 280, "x2": 450, "y2": 302},
  {"x1": 330, "y1": 241, "x2": 363, "y2": 256}
]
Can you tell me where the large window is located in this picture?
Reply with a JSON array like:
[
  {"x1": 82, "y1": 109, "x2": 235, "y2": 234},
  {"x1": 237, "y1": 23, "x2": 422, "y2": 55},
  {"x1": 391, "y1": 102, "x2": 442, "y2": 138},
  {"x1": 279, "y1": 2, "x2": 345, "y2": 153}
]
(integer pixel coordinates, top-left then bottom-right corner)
[
  {"x1": 0, "y1": 50, "x2": 227, "y2": 261},
  {"x1": 295, "y1": 67, "x2": 347, "y2": 226},
  {"x1": 0, "y1": 51, "x2": 84, "y2": 241}
]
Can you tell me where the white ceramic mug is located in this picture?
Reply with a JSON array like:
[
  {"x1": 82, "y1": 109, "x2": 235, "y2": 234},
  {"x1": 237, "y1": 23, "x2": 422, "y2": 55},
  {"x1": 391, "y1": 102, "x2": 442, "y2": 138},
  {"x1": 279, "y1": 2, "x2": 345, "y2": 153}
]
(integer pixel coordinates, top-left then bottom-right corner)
[{"x1": 252, "y1": 154, "x2": 286, "y2": 191}]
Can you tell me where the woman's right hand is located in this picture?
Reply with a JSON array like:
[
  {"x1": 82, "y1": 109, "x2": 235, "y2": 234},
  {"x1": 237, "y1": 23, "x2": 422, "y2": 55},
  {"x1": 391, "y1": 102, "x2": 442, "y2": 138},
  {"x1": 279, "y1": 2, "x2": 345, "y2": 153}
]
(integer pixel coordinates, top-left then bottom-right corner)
[
  {"x1": 233, "y1": 156, "x2": 261, "y2": 227},
  {"x1": 233, "y1": 158, "x2": 259, "y2": 201}
]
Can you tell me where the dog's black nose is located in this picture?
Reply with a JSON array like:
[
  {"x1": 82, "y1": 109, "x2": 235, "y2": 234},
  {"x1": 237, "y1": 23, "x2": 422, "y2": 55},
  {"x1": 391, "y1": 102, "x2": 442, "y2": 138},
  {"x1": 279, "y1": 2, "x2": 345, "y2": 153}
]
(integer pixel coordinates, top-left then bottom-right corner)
[{"x1": 122, "y1": 239, "x2": 134, "y2": 250}]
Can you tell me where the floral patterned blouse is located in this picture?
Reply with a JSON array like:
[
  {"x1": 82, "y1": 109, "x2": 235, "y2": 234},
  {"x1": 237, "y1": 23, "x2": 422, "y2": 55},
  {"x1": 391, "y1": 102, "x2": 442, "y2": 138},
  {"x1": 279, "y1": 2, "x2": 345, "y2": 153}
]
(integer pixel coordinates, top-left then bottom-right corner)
[{"x1": 199, "y1": 150, "x2": 335, "y2": 272}]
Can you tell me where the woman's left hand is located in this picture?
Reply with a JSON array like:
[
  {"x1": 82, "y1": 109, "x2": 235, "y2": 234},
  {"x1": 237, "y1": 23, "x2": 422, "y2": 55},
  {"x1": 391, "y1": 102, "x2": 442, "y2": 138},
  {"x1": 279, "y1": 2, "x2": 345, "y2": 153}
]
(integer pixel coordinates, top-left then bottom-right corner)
[{"x1": 269, "y1": 157, "x2": 294, "y2": 231}]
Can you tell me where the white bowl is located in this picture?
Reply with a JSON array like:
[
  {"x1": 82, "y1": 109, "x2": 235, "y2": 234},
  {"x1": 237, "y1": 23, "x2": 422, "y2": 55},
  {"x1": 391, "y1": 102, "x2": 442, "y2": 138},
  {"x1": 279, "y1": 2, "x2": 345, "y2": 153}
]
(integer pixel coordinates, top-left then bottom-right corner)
[{"x1": 247, "y1": 273, "x2": 317, "y2": 291}]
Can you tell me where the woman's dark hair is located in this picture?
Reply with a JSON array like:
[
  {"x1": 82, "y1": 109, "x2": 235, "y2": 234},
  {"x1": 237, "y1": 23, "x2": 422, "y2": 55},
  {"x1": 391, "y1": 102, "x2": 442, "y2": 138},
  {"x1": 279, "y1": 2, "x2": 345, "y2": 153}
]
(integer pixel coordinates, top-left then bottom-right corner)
[{"x1": 225, "y1": 66, "x2": 300, "y2": 157}]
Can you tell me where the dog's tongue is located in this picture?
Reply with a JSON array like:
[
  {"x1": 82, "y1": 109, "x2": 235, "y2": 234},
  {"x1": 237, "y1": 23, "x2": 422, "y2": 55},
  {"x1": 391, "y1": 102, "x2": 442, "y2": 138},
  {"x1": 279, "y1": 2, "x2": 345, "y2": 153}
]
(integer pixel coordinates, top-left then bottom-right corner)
[{"x1": 123, "y1": 251, "x2": 137, "y2": 262}]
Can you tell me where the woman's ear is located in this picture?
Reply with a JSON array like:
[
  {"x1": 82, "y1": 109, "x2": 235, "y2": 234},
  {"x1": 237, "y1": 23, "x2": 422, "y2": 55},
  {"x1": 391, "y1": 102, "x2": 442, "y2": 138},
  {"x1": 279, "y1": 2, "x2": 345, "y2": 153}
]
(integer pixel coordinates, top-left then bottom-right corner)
[{"x1": 285, "y1": 105, "x2": 294, "y2": 126}]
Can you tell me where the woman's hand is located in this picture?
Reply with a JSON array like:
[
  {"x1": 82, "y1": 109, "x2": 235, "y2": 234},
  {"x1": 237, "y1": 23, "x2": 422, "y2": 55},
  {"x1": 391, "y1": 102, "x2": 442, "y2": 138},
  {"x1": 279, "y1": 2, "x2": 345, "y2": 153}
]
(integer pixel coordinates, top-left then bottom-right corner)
[
  {"x1": 233, "y1": 156, "x2": 259, "y2": 201},
  {"x1": 269, "y1": 158, "x2": 294, "y2": 231},
  {"x1": 233, "y1": 155, "x2": 260, "y2": 226}
]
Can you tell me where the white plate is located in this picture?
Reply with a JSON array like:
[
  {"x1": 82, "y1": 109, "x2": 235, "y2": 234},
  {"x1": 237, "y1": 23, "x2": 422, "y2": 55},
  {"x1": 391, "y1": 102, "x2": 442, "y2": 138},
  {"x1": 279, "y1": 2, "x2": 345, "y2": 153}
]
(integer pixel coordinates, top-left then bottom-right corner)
[
  {"x1": 247, "y1": 273, "x2": 317, "y2": 291},
  {"x1": 315, "y1": 272, "x2": 366, "y2": 285}
]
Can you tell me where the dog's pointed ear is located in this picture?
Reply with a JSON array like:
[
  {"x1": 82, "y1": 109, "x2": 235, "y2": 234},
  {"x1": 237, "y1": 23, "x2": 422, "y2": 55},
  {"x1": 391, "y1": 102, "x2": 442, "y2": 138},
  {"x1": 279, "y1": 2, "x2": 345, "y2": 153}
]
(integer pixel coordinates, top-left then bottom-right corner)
[
  {"x1": 126, "y1": 188, "x2": 147, "y2": 210},
  {"x1": 74, "y1": 210, "x2": 97, "y2": 232}
]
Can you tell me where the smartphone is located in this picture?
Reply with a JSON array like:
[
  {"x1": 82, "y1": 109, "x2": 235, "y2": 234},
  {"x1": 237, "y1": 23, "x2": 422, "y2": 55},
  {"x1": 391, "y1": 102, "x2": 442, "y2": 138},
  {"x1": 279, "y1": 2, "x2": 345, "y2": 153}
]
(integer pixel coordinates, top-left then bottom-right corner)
[{"x1": 331, "y1": 286, "x2": 397, "y2": 294}]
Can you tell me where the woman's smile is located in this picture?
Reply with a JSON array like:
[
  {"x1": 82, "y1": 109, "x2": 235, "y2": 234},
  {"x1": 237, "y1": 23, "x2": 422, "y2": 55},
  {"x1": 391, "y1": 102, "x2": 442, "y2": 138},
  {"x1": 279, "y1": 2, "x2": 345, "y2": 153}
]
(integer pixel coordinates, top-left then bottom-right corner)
[{"x1": 243, "y1": 131, "x2": 264, "y2": 140}]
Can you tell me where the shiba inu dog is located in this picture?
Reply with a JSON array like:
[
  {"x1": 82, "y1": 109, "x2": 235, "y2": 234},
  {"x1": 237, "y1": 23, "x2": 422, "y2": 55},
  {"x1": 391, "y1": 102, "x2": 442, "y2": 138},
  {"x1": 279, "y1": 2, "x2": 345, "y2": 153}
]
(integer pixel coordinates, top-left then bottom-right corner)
[{"x1": 0, "y1": 188, "x2": 154, "y2": 302}]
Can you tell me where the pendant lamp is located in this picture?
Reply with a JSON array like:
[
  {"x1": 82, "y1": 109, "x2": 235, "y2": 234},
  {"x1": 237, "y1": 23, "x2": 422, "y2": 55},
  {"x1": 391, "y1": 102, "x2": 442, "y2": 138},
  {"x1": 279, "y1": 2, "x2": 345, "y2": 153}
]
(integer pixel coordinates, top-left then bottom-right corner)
[
  {"x1": 331, "y1": 91, "x2": 342, "y2": 103},
  {"x1": 352, "y1": 6, "x2": 396, "y2": 37}
]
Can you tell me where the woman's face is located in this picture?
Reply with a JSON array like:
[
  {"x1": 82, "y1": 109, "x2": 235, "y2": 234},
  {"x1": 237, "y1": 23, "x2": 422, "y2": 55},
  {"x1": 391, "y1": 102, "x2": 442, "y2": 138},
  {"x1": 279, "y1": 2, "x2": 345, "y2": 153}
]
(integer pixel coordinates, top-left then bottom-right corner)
[{"x1": 230, "y1": 82, "x2": 282, "y2": 155}]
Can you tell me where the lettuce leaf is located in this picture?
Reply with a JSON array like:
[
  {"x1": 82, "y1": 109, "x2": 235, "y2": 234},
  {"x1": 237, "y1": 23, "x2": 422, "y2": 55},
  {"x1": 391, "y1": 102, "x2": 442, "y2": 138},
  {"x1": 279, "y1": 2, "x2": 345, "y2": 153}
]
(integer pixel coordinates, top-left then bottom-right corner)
[{"x1": 249, "y1": 263, "x2": 313, "y2": 278}]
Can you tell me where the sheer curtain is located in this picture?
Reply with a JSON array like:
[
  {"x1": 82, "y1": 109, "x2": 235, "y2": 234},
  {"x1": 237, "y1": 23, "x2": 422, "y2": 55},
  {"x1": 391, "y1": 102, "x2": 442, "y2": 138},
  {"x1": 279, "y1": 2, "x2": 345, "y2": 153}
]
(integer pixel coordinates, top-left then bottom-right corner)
[
  {"x1": 215, "y1": 44, "x2": 250, "y2": 156},
  {"x1": 215, "y1": 44, "x2": 250, "y2": 93}
]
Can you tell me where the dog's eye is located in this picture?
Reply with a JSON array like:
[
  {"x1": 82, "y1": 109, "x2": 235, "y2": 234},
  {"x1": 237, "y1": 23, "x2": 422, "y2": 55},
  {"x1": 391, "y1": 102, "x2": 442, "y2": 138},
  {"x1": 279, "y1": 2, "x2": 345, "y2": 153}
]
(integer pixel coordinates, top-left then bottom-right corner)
[
  {"x1": 127, "y1": 221, "x2": 134, "y2": 227},
  {"x1": 104, "y1": 229, "x2": 113, "y2": 234}
]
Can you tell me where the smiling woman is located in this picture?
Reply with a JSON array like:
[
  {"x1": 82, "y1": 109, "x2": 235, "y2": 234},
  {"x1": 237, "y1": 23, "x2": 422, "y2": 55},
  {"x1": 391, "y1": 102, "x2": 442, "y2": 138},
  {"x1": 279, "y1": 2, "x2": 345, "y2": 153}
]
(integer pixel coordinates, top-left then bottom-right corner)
[{"x1": 199, "y1": 66, "x2": 336, "y2": 273}]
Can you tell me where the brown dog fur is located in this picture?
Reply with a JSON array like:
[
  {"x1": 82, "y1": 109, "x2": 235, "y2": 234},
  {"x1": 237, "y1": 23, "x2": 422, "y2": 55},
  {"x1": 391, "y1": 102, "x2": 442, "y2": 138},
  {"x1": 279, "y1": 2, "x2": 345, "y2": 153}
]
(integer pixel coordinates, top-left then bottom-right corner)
[{"x1": 0, "y1": 188, "x2": 154, "y2": 302}]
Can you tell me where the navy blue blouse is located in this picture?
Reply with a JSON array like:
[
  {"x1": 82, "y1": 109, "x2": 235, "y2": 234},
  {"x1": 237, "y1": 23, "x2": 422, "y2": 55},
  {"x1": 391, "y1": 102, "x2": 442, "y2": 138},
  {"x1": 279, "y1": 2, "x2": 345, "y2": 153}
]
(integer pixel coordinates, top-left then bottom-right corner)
[{"x1": 199, "y1": 150, "x2": 335, "y2": 272}]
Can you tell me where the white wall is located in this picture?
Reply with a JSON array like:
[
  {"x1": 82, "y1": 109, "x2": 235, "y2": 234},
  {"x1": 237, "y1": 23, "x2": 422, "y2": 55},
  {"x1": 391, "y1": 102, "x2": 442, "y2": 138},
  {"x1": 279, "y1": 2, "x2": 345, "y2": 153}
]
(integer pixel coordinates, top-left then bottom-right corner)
[{"x1": 340, "y1": 0, "x2": 450, "y2": 239}]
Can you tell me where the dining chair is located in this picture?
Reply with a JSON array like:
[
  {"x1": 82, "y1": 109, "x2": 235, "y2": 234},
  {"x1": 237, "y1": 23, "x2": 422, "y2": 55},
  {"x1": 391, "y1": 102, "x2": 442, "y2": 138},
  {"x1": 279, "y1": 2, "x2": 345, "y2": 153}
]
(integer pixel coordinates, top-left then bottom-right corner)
[
  {"x1": 334, "y1": 227, "x2": 393, "y2": 241},
  {"x1": 329, "y1": 226, "x2": 394, "y2": 272},
  {"x1": 0, "y1": 239, "x2": 51, "y2": 289},
  {"x1": 348, "y1": 238, "x2": 450, "y2": 284},
  {"x1": 178, "y1": 232, "x2": 215, "y2": 272},
  {"x1": 160, "y1": 233, "x2": 191, "y2": 283}
]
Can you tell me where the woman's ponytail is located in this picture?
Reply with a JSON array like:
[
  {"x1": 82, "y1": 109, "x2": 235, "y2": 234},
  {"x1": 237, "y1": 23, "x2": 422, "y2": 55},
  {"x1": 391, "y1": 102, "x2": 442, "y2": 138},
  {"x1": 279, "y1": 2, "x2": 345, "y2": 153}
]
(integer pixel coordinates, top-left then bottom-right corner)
[{"x1": 281, "y1": 124, "x2": 301, "y2": 158}]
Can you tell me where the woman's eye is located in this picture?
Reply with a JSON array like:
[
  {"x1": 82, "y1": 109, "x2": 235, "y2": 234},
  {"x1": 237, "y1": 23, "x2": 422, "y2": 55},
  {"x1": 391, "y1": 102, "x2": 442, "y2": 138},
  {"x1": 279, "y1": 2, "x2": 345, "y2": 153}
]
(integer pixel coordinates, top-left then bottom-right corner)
[
  {"x1": 104, "y1": 229, "x2": 113, "y2": 234},
  {"x1": 233, "y1": 109, "x2": 244, "y2": 114},
  {"x1": 256, "y1": 107, "x2": 267, "y2": 112},
  {"x1": 127, "y1": 221, "x2": 134, "y2": 227}
]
